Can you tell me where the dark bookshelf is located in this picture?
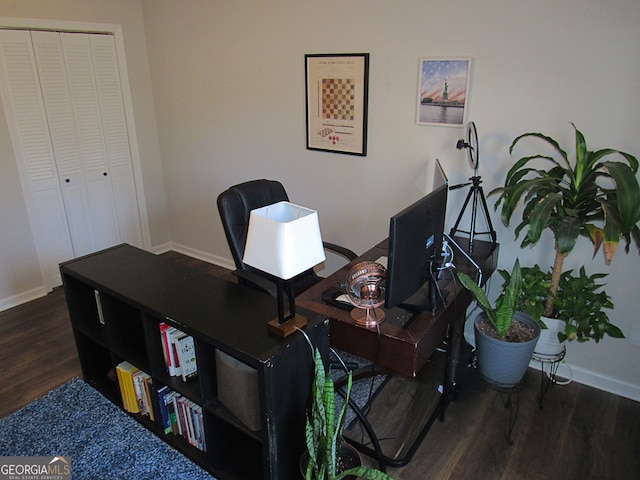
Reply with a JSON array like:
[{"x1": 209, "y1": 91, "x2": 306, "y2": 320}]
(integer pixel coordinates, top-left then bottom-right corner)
[{"x1": 60, "y1": 244, "x2": 329, "y2": 480}]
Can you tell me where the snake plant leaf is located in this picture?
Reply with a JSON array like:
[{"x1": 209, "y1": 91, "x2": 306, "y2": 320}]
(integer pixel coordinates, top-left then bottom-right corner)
[
  {"x1": 494, "y1": 260, "x2": 522, "y2": 337},
  {"x1": 458, "y1": 260, "x2": 523, "y2": 338},
  {"x1": 323, "y1": 373, "x2": 336, "y2": 478},
  {"x1": 456, "y1": 270, "x2": 497, "y2": 327}
]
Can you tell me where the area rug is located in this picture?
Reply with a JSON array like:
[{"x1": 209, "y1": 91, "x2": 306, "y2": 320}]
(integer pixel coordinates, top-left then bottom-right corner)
[
  {"x1": 330, "y1": 349, "x2": 389, "y2": 428},
  {"x1": 0, "y1": 378, "x2": 214, "y2": 479}
]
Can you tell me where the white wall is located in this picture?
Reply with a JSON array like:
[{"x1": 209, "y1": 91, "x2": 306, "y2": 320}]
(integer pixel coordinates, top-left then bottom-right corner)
[
  {"x1": 0, "y1": 0, "x2": 637, "y2": 398},
  {"x1": 141, "y1": 0, "x2": 640, "y2": 397},
  {"x1": 0, "y1": 0, "x2": 171, "y2": 308}
]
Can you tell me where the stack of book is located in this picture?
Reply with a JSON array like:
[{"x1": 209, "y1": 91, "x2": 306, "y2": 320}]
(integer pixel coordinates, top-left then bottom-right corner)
[
  {"x1": 157, "y1": 386, "x2": 206, "y2": 451},
  {"x1": 115, "y1": 361, "x2": 155, "y2": 420},
  {"x1": 159, "y1": 323, "x2": 198, "y2": 381}
]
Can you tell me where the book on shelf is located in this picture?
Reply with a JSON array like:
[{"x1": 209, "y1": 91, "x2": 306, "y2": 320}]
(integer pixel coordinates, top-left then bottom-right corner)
[
  {"x1": 157, "y1": 386, "x2": 173, "y2": 434},
  {"x1": 115, "y1": 361, "x2": 155, "y2": 421},
  {"x1": 116, "y1": 361, "x2": 139, "y2": 413},
  {"x1": 159, "y1": 323, "x2": 198, "y2": 380},
  {"x1": 177, "y1": 335, "x2": 197, "y2": 381},
  {"x1": 156, "y1": 386, "x2": 206, "y2": 452},
  {"x1": 94, "y1": 290, "x2": 105, "y2": 325}
]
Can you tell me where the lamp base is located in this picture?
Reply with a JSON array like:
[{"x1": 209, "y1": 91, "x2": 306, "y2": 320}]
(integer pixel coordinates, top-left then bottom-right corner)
[{"x1": 267, "y1": 314, "x2": 307, "y2": 337}]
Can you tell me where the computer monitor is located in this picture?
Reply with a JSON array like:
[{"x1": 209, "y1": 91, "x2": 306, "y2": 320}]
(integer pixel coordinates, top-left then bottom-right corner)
[{"x1": 385, "y1": 160, "x2": 448, "y2": 312}]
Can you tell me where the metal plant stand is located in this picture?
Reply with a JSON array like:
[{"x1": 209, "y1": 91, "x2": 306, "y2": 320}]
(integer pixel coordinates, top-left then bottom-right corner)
[
  {"x1": 532, "y1": 346, "x2": 566, "y2": 409},
  {"x1": 494, "y1": 384, "x2": 522, "y2": 445}
]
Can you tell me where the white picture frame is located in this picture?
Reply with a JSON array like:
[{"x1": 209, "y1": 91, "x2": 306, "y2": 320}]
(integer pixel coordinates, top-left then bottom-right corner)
[{"x1": 416, "y1": 57, "x2": 472, "y2": 127}]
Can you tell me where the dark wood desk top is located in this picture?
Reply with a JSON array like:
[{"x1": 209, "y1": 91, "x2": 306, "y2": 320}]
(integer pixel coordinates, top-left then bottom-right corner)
[{"x1": 297, "y1": 237, "x2": 498, "y2": 377}]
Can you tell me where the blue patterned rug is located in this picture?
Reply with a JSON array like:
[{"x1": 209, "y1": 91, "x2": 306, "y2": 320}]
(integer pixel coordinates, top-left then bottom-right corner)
[
  {"x1": 330, "y1": 349, "x2": 389, "y2": 428},
  {"x1": 0, "y1": 378, "x2": 214, "y2": 479}
]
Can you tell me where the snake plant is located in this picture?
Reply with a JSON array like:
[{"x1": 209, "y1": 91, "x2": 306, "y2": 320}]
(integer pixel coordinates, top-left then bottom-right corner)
[
  {"x1": 457, "y1": 259, "x2": 523, "y2": 338},
  {"x1": 304, "y1": 347, "x2": 393, "y2": 480}
]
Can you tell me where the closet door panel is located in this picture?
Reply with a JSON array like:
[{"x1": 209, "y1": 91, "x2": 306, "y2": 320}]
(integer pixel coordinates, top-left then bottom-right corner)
[
  {"x1": 90, "y1": 34, "x2": 142, "y2": 247},
  {"x1": 30, "y1": 31, "x2": 93, "y2": 256},
  {"x1": 0, "y1": 30, "x2": 72, "y2": 286},
  {"x1": 60, "y1": 32, "x2": 120, "y2": 251}
]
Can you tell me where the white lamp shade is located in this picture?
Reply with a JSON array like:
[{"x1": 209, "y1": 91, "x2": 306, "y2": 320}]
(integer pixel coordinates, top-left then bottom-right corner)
[{"x1": 242, "y1": 201, "x2": 326, "y2": 280}]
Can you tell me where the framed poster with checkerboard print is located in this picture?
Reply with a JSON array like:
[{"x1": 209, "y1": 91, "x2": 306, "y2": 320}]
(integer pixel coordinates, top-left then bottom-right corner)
[{"x1": 305, "y1": 53, "x2": 369, "y2": 156}]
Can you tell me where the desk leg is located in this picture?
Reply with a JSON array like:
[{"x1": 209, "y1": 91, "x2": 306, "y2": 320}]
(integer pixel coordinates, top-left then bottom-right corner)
[{"x1": 343, "y1": 345, "x2": 451, "y2": 469}]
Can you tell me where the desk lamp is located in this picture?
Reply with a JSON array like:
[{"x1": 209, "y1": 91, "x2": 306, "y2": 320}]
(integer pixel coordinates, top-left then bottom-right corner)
[{"x1": 243, "y1": 201, "x2": 326, "y2": 337}]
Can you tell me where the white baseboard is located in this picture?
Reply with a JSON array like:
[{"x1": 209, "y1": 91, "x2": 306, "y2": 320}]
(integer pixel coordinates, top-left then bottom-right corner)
[
  {"x1": 0, "y1": 285, "x2": 49, "y2": 313},
  {"x1": 150, "y1": 241, "x2": 173, "y2": 254},
  {"x1": 530, "y1": 358, "x2": 640, "y2": 402},
  {"x1": 5, "y1": 246, "x2": 637, "y2": 403}
]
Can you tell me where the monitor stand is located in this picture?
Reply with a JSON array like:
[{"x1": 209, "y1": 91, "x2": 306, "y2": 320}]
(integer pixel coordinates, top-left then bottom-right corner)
[{"x1": 398, "y1": 264, "x2": 445, "y2": 314}]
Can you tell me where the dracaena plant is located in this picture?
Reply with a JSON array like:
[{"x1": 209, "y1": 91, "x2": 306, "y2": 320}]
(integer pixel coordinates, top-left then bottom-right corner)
[{"x1": 490, "y1": 123, "x2": 640, "y2": 317}]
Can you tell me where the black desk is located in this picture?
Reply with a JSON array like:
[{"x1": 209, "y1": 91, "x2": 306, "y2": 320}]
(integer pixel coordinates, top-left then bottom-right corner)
[
  {"x1": 297, "y1": 236, "x2": 498, "y2": 466},
  {"x1": 298, "y1": 236, "x2": 498, "y2": 384}
]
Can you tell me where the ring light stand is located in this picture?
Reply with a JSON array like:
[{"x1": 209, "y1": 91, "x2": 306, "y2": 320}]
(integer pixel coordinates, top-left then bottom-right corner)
[{"x1": 449, "y1": 121, "x2": 497, "y2": 254}]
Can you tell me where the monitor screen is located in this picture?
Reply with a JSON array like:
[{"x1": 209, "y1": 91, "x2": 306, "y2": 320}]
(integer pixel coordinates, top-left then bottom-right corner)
[{"x1": 384, "y1": 160, "x2": 448, "y2": 311}]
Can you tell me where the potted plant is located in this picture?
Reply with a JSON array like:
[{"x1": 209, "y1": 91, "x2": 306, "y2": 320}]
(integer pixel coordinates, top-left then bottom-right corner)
[
  {"x1": 490, "y1": 123, "x2": 639, "y2": 341},
  {"x1": 457, "y1": 260, "x2": 541, "y2": 388},
  {"x1": 501, "y1": 264, "x2": 624, "y2": 355},
  {"x1": 303, "y1": 347, "x2": 393, "y2": 480},
  {"x1": 498, "y1": 264, "x2": 551, "y2": 325},
  {"x1": 555, "y1": 267, "x2": 619, "y2": 343},
  {"x1": 498, "y1": 264, "x2": 564, "y2": 356}
]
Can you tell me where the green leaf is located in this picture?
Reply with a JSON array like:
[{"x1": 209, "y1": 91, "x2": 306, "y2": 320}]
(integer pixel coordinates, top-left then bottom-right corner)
[
  {"x1": 604, "y1": 162, "x2": 640, "y2": 233},
  {"x1": 555, "y1": 216, "x2": 581, "y2": 254},
  {"x1": 527, "y1": 193, "x2": 562, "y2": 244},
  {"x1": 457, "y1": 271, "x2": 497, "y2": 326},
  {"x1": 572, "y1": 124, "x2": 588, "y2": 187},
  {"x1": 337, "y1": 466, "x2": 395, "y2": 479}
]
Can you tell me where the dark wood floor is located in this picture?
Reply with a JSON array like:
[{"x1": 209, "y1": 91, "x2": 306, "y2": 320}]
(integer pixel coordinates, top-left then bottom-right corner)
[{"x1": 1, "y1": 251, "x2": 638, "y2": 480}]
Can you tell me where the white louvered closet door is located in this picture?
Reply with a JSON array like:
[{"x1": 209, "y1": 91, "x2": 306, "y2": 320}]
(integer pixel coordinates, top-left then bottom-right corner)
[{"x1": 0, "y1": 30, "x2": 142, "y2": 288}]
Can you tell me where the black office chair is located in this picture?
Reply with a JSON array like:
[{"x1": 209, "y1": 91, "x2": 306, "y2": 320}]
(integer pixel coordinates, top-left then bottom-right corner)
[{"x1": 217, "y1": 179, "x2": 358, "y2": 297}]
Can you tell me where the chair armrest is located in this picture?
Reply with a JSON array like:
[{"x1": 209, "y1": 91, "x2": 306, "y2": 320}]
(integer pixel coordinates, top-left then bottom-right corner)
[
  {"x1": 323, "y1": 242, "x2": 358, "y2": 261},
  {"x1": 232, "y1": 269, "x2": 278, "y2": 297}
]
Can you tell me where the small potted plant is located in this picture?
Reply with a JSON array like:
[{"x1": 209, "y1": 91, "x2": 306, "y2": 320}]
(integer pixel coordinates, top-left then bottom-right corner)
[
  {"x1": 497, "y1": 264, "x2": 551, "y2": 326},
  {"x1": 501, "y1": 265, "x2": 624, "y2": 355},
  {"x1": 302, "y1": 347, "x2": 393, "y2": 480},
  {"x1": 555, "y1": 267, "x2": 621, "y2": 343},
  {"x1": 490, "y1": 123, "x2": 638, "y2": 344},
  {"x1": 457, "y1": 260, "x2": 541, "y2": 388}
]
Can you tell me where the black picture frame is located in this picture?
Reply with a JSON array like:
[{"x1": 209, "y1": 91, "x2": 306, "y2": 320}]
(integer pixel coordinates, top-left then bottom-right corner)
[{"x1": 305, "y1": 53, "x2": 369, "y2": 156}]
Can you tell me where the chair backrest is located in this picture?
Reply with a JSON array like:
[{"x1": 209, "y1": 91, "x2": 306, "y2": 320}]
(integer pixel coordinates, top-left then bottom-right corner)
[{"x1": 217, "y1": 179, "x2": 289, "y2": 271}]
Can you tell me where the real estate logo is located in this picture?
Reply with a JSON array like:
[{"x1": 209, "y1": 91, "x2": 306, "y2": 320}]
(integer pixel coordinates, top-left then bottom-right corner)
[{"x1": 0, "y1": 456, "x2": 71, "y2": 480}]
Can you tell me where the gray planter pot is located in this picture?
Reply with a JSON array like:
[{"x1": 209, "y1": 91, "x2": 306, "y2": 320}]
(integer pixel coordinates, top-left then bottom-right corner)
[{"x1": 474, "y1": 311, "x2": 541, "y2": 388}]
